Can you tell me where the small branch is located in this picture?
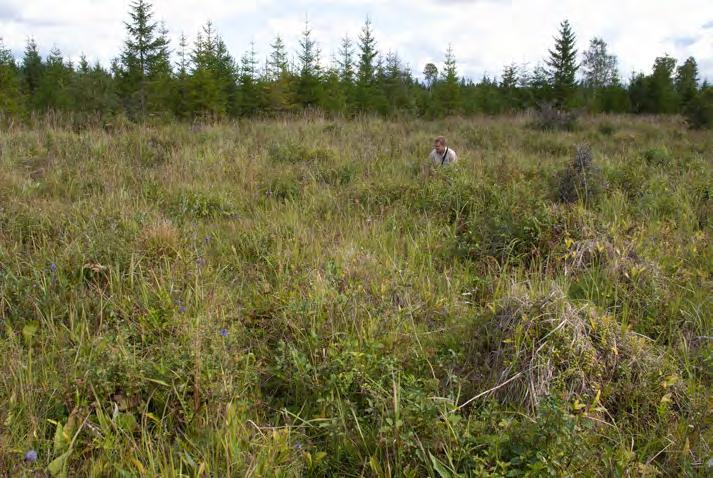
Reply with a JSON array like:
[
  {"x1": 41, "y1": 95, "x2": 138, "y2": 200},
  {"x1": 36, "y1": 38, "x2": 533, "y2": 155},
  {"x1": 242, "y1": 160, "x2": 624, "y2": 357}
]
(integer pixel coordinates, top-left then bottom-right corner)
[{"x1": 452, "y1": 372, "x2": 523, "y2": 412}]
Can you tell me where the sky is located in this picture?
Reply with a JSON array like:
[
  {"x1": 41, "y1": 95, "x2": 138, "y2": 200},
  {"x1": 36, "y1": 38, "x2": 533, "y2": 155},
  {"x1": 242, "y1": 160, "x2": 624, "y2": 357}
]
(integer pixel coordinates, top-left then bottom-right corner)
[{"x1": 1, "y1": 0, "x2": 712, "y2": 82}]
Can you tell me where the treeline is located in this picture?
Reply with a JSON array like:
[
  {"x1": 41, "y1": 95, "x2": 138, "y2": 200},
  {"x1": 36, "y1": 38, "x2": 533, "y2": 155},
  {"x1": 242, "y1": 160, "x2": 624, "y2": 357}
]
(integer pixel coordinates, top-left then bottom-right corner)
[{"x1": 0, "y1": 0, "x2": 712, "y2": 125}]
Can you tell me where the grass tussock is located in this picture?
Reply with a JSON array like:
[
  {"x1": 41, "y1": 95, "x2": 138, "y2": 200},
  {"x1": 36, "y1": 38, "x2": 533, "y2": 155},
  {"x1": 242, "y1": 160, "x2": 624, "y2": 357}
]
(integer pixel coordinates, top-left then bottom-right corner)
[{"x1": 484, "y1": 283, "x2": 682, "y2": 416}]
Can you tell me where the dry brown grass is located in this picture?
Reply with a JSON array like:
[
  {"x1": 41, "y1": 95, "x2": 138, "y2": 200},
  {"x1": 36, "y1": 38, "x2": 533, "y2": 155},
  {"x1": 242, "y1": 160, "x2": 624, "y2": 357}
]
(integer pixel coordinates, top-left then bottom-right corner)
[{"x1": 138, "y1": 218, "x2": 181, "y2": 259}]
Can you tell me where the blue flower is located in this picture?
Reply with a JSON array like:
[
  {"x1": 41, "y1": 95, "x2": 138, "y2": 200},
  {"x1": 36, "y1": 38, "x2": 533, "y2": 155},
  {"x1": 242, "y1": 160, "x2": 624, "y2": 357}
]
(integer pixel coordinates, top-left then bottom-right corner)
[
  {"x1": 49, "y1": 263, "x2": 57, "y2": 273},
  {"x1": 24, "y1": 449, "x2": 38, "y2": 462},
  {"x1": 294, "y1": 442, "x2": 303, "y2": 451},
  {"x1": 178, "y1": 305, "x2": 187, "y2": 313},
  {"x1": 204, "y1": 235, "x2": 211, "y2": 244},
  {"x1": 220, "y1": 328, "x2": 228, "y2": 337}
]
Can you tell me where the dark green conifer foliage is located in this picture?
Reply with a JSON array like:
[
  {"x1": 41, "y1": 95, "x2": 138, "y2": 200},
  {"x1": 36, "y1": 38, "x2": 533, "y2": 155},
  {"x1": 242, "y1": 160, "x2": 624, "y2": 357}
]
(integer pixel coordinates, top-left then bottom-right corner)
[
  {"x1": 676, "y1": 56, "x2": 699, "y2": 111},
  {"x1": 117, "y1": 0, "x2": 171, "y2": 118},
  {"x1": 546, "y1": 20, "x2": 578, "y2": 108},
  {"x1": 21, "y1": 38, "x2": 44, "y2": 109},
  {"x1": 36, "y1": 47, "x2": 73, "y2": 111},
  {"x1": 355, "y1": 18, "x2": 379, "y2": 113},
  {"x1": 0, "y1": 38, "x2": 24, "y2": 117},
  {"x1": 295, "y1": 18, "x2": 321, "y2": 107}
]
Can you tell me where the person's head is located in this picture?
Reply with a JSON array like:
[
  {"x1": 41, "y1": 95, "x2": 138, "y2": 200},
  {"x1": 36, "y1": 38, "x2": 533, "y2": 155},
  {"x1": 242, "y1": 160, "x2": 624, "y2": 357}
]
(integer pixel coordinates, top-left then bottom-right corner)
[{"x1": 434, "y1": 136, "x2": 446, "y2": 154}]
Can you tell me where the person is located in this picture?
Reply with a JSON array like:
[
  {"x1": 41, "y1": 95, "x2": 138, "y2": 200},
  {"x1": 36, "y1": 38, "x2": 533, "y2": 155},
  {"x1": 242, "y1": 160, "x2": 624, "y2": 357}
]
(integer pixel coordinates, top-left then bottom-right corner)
[{"x1": 429, "y1": 136, "x2": 458, "y2": 166}]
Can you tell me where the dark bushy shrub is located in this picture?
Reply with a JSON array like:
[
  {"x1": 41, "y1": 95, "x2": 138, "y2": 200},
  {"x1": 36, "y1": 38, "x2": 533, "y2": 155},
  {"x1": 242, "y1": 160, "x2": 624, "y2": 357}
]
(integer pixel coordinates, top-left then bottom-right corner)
[
  {"x1": 532, "y1": 102, "x2": 578, "y2": 131},
  {"x1": 685, "y1": 89, "x2": 713, "y2": 130},
  {"x1": 557, "y1": 144, "x2": 605, "y2": 205}
]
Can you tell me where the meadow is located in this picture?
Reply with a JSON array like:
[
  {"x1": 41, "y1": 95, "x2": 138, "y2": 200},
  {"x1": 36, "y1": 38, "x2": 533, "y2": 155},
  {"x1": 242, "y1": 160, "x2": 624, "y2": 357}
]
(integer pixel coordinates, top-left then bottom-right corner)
[{"x1": 1, "y1": 114, "x2": 712, "y2": 476}]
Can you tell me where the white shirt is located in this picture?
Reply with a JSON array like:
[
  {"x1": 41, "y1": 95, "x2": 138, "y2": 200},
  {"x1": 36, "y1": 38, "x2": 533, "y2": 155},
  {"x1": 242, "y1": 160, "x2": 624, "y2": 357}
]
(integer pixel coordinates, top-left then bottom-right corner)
[{"x1": 429, "y1": 147, "x2": 458, "y2": 166}]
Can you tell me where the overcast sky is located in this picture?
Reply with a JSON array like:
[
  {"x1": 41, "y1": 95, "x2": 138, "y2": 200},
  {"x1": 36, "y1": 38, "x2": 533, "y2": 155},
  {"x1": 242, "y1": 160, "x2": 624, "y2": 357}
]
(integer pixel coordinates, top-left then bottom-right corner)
[{"x1": 1, "y1": 0, "x2": 712, "y2": 82}]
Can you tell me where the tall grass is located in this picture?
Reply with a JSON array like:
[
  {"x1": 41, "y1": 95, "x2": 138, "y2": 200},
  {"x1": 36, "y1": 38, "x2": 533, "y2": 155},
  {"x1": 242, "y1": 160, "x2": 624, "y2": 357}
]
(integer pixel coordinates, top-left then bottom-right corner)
[{"x1": 1, "y1": 115, "x2": 712, "y2": 476}]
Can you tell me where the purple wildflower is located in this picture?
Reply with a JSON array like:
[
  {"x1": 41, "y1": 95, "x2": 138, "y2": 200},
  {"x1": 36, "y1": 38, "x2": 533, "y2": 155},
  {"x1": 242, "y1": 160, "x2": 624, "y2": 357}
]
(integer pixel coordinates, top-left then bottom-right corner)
[
  {"x1": 24, "y1": 450, "x2": 38, "y2": 462},
  {"x1": 178, "y1": 305, "x2": 187, "y2": 313},
  {"x1": 294, "y1": 442, "x2": 303, "y2": 451},
  {"x1": 220, "y1": 328, "x2": 228, "y2": 337},
  {"x1": 49, "y1": 263, "x2": 57, "y2": 273},
  {"x1": 204, "y1": 235, "x2": 211, "y2": 244}
]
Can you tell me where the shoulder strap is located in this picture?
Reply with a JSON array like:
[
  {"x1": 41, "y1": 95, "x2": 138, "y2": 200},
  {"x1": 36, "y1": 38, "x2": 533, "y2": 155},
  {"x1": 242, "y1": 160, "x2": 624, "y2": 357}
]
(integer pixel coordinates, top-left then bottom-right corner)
[{"x1": 441, "y1": 147, "x2": 449, "y2": 165}]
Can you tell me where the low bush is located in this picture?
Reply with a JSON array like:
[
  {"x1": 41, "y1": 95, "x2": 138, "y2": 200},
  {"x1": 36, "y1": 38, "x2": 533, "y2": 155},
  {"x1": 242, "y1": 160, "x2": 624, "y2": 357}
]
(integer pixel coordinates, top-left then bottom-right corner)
[
  {"x1": 557, "y1": 144, "x2": 606, "y2": 205},
  {"x1": 532, "y1": 102, "x2": 579, "y2": 131}
]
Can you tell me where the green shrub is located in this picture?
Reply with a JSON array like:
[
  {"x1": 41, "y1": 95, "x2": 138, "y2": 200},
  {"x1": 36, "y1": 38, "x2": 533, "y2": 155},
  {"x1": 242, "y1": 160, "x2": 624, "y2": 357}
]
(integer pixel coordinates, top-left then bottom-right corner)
[
  {"x1": 455, "y1": 184, "x2": 561, "y2": 264},
  {"x1": 685, "y1": 89, "x2": 713, "y2": 129},
  {"x1": 268, "y1": 141, "x2": 337, "y2": 164},
  {"x1": 642, "y1": 146, "x2": 673, "y2": 167},
  {"x1": 169, "y1": 189, "x2": 238, "y2": 219},
  {"x1": 598, "y1": 122, "x2": 616, "y2": 136},
  {"x1": 262, "y1": 170, "x2": 301, "y2": 201}
]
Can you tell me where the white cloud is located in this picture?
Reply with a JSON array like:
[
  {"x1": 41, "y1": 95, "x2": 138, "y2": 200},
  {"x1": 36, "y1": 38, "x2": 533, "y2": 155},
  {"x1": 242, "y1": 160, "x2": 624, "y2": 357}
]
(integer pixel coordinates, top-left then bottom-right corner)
[{"x1": 0, "y1": 0, "x2": 711, "y2": 81}]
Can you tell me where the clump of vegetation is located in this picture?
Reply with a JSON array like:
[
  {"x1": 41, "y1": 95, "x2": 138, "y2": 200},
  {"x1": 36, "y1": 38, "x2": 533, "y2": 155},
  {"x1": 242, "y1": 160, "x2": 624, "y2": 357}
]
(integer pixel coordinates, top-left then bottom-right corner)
[
  {"x1": 261, "y1": 170, "x2": 302, "y2": 201},
  {"x1": 482, "y1": 284, "x2": 682, "y2": 415},
  {"x1": 268, "y1": 141, "x2": 337, "y2": 164},
  {"x1": 456, "y1": 188, "x2": 560, "y2": 265},
  {"x1": 138, "y1": 218, "x2": 181, "y2": 259},
  {"x1": 642, "y1": 146, "x2": 673, "y2": 167},
  {"x1": 532, "y1": 102, "x2": 579, "y2": 131},
  {"x1": 168, "y1": 189, "x2": 238, "y2": 220},
  {"x1": 598, "y1": 122, "x2": 616, "y2": 136},
  {"x1": 557, "y1": 144, "x2": 606, "y2": 204}
]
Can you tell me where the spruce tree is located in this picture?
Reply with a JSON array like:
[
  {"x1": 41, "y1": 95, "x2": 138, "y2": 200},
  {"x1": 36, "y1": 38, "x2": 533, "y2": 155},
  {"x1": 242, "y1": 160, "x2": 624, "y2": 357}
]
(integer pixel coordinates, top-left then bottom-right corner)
[
  {"x1": 265, "y1": 35, "x2": 293, "y2": 113},
  {"x1": 337, "y1": 36, "x2": 355, "y2": 85},
  {"x1": 36, "y1": 47, "x2": 73, "y2": 111},
  {"x1": 500, "y1": 64, "x2": 518, "y2": 89},
  {"x1": 355, "y1": 18, "x2": 378, "y2": 112},
  {"x1": 72, "y1": 57, "x2": 118, "y2": 118},
  {"x1": 628, "y1": 72, "x2": 651, "y2": 113},
  {"x1": 295, "y1": 17, "x2": 321, "y2": 107},
  {"x1": 437, "y1": 44, "x2": 461, "y2": 113},
  {"x1": 0, "y1": 38, "x2": 24, "y2": 117},
  {"x1": 268, "y1": 35, "x2": 289, "y2": 80},
  {"x1": 382, "y1": 51, "x2": 412, "y2": 114},
  {"x1": 172, "y1": 33, "x2": 192, "y2": 118},
  {"x1": 118, "y1": 0, "x2": 171, "y2": 118},
  {"x1": 337, "y1": 35, "x2": 355, "y2": 111},
  {"x1": 21, "y1": 38, "x2": 44, "y2": 109},
  {"x1": 649, "y1": 55, "x2": 678, "y2": 114},
  {"x1": 190, "y1": 22, "x2": 237, "y2": 118},
  {"x1": 320, "y1": 63, "x2": 347, "y2": 114},
  {"x1": 530, "y1": 63, "x2": 552, "y2": 104},
  {"x1": 685, "y1": 86, "x2": 713, "y2": 129},
  {"x1": 546, "y1": 19, "x2": 578, "y2": 108},
  {"x1": 500, "y1": 64, "x2": 520, "y2": 111},
  {"x1": 238, "y1": 42, "x2": 260, "y2": 115},
  {"x1": 676, "y1": 57, "x2": 699, "y2": 111}
]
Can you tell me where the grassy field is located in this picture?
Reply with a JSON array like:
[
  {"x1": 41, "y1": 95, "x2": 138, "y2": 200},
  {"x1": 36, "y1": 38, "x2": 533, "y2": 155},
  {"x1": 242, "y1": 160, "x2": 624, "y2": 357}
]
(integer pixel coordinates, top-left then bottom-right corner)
[{"x1": 1, "y1": 114, "x2": 712, "y2": 476}]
